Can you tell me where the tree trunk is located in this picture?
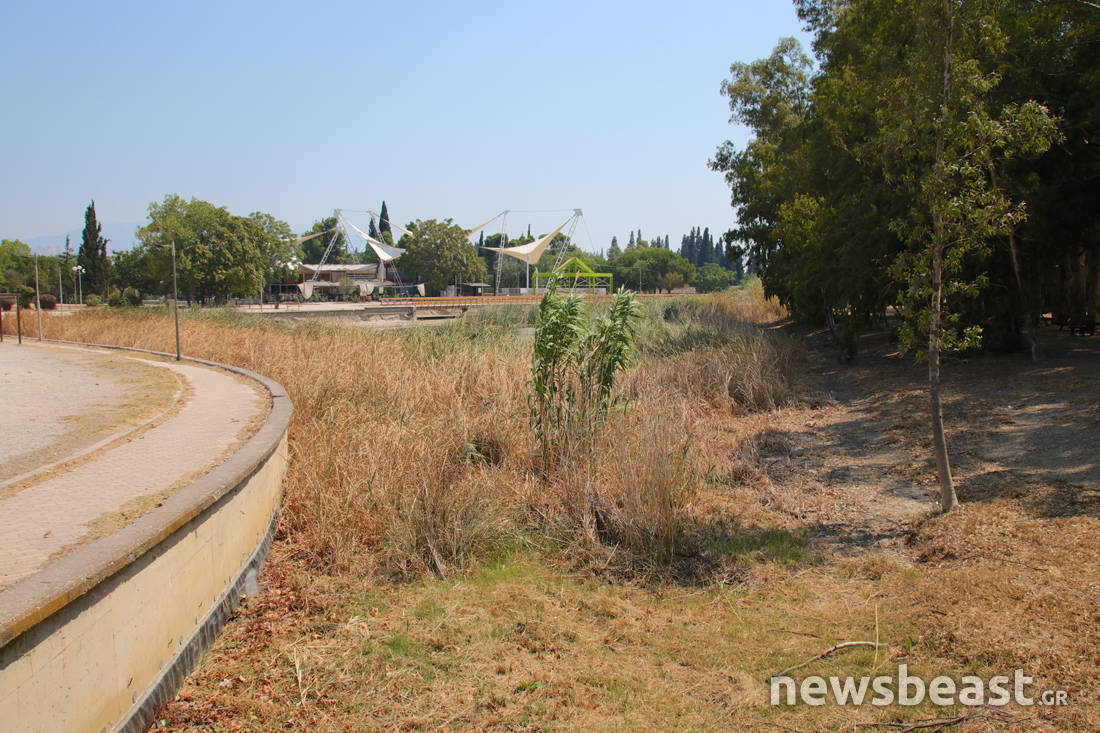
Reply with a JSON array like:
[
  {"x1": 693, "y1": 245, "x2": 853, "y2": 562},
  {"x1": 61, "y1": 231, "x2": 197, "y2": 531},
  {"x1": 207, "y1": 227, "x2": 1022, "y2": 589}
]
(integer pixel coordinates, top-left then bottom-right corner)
[
  {"x1": 930, "y1": 0, "x2": 959, "y2": 513},
  {"x1": 929, "y1": 238, "x2": 958, "y2": 512}
]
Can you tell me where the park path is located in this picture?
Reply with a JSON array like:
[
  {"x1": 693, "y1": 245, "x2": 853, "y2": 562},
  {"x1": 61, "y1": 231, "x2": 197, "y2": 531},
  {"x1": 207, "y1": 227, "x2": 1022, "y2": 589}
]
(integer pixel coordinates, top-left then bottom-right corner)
[{"x1": 0, "y1": 343, "x2": 268, "y2": 589}]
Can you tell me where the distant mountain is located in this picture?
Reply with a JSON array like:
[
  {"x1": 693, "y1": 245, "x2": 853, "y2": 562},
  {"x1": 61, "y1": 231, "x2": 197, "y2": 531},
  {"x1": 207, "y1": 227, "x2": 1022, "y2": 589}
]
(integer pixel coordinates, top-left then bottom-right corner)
[{"x1": 25, "y1": 221, "x2": 142, "y2": 255}]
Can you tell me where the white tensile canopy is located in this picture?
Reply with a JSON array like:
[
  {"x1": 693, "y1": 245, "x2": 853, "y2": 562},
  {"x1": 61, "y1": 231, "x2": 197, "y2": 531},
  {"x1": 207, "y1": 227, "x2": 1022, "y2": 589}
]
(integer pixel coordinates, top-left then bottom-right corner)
[
  {"x1": 480, "y1": 214, "x2": 575, "y2": 288},
  {"x1": 344, "y1": 220, "x2": 406, "y2": 262}
]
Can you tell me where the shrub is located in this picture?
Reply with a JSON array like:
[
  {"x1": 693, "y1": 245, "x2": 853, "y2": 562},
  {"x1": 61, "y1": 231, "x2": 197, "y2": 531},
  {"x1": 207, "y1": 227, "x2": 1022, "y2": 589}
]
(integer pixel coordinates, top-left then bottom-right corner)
[
  {"x1": 123, "y1": 287, "x2": 142, "y2": 307},
  {"x1": 0, "y1": 299, "x2": 10, "y2": 312},
  {"x1": 84, "y1": 294, "x2": 102, "y2": 307},
  {"x1": 38, "y1": 293, "x2": 57, "y2": 310},
  {"x1": 107, "y1": 290, "x2": 124, "y2": 308}
]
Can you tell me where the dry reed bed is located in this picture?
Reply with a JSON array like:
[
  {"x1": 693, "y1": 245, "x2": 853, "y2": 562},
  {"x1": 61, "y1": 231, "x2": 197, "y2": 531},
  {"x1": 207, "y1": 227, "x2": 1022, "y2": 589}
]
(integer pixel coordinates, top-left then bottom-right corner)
[
  {"x1": 32, "y1": 292, "x2": 800, "y2": 579},
  {"x1": 19, "y1": 301, "x2": 1098, "y2": 730}
]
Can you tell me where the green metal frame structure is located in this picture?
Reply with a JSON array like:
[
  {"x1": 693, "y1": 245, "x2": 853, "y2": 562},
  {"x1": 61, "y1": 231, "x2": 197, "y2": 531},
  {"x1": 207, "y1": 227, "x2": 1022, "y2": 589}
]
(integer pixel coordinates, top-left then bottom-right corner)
[{"x1": 532, "y1": 256, "x2": 613, "y2": 293}]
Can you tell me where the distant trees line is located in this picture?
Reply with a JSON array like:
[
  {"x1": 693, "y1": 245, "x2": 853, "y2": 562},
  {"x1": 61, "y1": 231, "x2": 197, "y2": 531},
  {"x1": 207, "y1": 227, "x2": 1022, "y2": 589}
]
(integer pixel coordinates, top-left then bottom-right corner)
[{"x1": 4, "y1": 196, "x2": 748, "y2": 302}]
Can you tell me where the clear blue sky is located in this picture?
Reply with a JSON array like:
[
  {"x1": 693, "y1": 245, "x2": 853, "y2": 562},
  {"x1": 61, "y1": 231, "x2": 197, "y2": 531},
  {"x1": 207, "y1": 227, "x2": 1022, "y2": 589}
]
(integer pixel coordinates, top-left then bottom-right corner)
[{"x1": 1, "y1": 1, "x2": 810, "y2": 254}]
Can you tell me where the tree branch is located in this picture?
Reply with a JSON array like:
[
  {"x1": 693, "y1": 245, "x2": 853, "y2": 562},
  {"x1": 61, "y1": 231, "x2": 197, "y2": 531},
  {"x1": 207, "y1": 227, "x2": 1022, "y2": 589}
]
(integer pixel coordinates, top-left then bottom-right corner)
[{"x1": 775, "y1": 641, "x2": 885, "y2": 677}]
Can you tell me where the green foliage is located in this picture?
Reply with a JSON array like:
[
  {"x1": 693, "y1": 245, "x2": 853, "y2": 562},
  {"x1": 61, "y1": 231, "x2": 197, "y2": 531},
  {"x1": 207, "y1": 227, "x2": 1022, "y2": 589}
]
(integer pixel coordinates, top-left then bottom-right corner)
[
  {"x1": 123, "y1": 286, "x2": 142, "y2": 307},
  {"x1": 79, "y1": 201, "x2": 110, "y2": 297},
  {"x1": 83, "y1": 294, "x2": 101, "y2": 307},
  {"x1": 301, "y1": 215, "x2": 348, "y2": 263},
  {"x1": 614, "y1": 247, "x2": 694, "y2": 293},
  {"x1": 337, "y1": 277, "x2": 359, "y2": 299},
  {"x1": 107, "y1": 289, "x2": 124, "y2": 308},
  {"x1": 694, "y1": 263, "x2": 735, "y2": 294},
  {"x1": 713, "y1": 0, "x2": 1075, "y2": 352},
  {"x1": 530, "y1": 281, "x2": 639, "y2": 471},
  {"x1": 0, "y1": 239, "x2": 32, "y2": 295},
  {"x1": 134, "y1": 194, "x2": 267, "y2": 302},
  {"x1": 399, "y1": 218, "x2": 487, "y2": 295}
]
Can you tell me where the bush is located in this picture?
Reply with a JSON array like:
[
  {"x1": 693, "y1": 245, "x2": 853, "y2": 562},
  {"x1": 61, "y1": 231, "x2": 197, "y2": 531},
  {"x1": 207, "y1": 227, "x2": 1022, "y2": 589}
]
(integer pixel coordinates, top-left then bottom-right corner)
[
  {"x1": 123, "y1": 287, "x2": 142, "y2": 307},
  {"x1": 107, "y1": 290, "x2": 124, "y2": 308},
  {"x1": 1, "y1": 298, "x2": 12, "y2": 312},
  {"x1": 38, "y1": 293, "x2": 57, "y2": 310},
  {"x1": 84, "y1": 294, "x2": 102, "y2": 307}
]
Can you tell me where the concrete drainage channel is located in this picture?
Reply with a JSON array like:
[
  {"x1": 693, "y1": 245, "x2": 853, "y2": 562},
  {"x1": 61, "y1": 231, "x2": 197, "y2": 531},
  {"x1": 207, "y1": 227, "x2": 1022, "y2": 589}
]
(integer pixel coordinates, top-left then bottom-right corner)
[{"x1": 0, "y1": 343, "x2": 292, "y2": 733}]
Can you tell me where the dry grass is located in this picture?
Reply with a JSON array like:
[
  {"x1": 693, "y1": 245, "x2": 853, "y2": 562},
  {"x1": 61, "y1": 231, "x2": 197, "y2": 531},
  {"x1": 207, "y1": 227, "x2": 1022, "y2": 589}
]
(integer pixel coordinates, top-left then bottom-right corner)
[
  {"x1": 20, "y1": 295, "x2": 1099, "y2": 731},
  {"x1": 33, "y1": 291, "x2": 793, "y2": 579}
]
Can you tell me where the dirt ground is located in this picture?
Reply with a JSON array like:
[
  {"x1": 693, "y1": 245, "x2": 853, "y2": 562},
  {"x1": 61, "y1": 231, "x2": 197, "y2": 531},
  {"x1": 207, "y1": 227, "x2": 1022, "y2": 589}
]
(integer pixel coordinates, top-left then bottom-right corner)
[{"x1": 158, "y1": 324, "x2": 1099, "y2": 732}]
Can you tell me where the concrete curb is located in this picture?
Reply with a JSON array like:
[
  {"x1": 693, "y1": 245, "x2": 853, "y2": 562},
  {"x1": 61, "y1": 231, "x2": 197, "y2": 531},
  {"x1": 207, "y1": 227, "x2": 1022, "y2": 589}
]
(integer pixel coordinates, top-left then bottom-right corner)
[{"x1": 0, "y1": 341, "x2": 293, "y2": 732}]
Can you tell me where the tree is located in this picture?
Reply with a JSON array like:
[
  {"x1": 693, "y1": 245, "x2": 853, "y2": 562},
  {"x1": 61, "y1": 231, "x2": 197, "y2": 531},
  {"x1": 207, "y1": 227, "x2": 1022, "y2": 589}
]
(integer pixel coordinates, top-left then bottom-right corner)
[
  {"x1": 714, "y1": 4, "x2": 1058, "y2": 512},
  {"x1": 695, "y1": 263, "x2": 735, "y2": 293},
  {"x1": 607, "y1": 236, "x2": 622, "y2": 262},
  {"x1": 134, "y1": 194, "x2": 266, "y2": 302},
  {"x1": 79, "y1": 201, "x2": 110, "y2": 297},
  {"x1": 399, "y1": 218, "x2": 488, "y2": 295},
  {"x1": 615, "y1": 247, "x2": 694, "y2": 293},
  {"x1": 301, "y1": 216, "x2": 349, "y2": 264},
  {"x1": 378, "y1": 201, "x2": 393, "y2": 244},
  {"x1": 849, "y1": 0, "x2": 1056, "y2": 510},
  {"x1": 249, "y1": 211, "x2": 300, "y2": 291}
]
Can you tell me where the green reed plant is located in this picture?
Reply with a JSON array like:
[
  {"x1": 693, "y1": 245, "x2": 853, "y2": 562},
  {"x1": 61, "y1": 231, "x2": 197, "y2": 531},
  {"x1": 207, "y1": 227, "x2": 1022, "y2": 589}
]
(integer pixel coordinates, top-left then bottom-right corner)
[{"x1": 530, "y1": 280, "x2": 639, "y2": 473}]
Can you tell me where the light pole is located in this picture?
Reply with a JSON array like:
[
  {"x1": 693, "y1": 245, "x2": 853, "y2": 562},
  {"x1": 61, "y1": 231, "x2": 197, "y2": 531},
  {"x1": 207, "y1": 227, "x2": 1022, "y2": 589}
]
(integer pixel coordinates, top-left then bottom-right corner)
[
  {"x1": 34, "y1": 254, "x2": 43, "y2": 341},
  {"x1": 72, "y1": 265, "x2": 85, "y2": 305},
  {"x1": 171, "y1": 240, "x2": 180, "y2": 361}
]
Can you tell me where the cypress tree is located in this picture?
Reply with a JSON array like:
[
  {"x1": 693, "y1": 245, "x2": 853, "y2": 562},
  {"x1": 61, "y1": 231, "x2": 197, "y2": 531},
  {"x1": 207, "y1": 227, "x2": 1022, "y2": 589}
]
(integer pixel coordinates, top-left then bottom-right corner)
[
  {"x1": 700, "y1": 227, "x2": 712, "y2": 265},
  {"x1": 608, "y1": 236, "x2": 622, "y2": 261},
  {"x1": 78, "y1": 201, "x2": 109, "y2": 296},
  {"x1": 378, "y1": 201, "x2": 392, "y2": 241},
  {"x1": 368, "y1": 217, "x2": 380, "y2": 239},
  {"x1": 628, "y1": 231, "x2": 635, "y2": 248}
]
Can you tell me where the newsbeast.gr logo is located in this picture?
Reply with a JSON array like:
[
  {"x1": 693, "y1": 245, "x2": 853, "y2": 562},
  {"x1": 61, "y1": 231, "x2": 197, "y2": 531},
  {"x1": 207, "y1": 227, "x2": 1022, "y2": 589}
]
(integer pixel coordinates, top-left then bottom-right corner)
[{"x1": 770, "y1": 665, "x2": 1069, "y2": 707}]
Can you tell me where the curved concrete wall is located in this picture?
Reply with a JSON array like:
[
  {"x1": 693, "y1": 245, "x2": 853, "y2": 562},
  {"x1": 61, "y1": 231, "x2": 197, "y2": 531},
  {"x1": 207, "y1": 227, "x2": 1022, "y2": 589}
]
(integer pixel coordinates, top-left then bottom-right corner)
[{"x1": 0, "y1": 345, "x2": 292, "y2": 733}]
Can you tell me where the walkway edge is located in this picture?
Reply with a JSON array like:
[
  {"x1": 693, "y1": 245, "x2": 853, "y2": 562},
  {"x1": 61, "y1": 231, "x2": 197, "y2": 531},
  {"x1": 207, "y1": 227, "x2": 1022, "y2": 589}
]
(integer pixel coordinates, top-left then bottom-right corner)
[{"x1": 0, "y1": 342, "x2": 293, "y2": 733}]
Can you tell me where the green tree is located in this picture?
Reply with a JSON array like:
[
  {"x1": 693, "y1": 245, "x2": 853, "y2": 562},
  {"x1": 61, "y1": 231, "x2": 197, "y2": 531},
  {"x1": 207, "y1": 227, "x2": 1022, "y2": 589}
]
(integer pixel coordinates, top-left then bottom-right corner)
[
  {"x1": 607, "y1": 236, "x2": 622, "y2": 262},
  {"x1": 850, "y1": 0, "x2": 1055, "y2": 510},
  {"x1": 248, "y1": 211, "x2": 300, "y2": 292},
  {"x1": 79, "y1": 201, "x2": 110, "y2": 297},
  {"x1": 399, "y1": 218, "x2": 488, "y2": 295},
  {"x1": 301, "y1": 216, "x2": 348, "y2": 264},
  {"x1": 0, "y1": 239, "x2": 33, "y2": 298},
  {"x1": 378, "y1": 201, "x2": 393, "y2": 244},
  {"x1": 615, "y1": 247, "x2": 694, "y2": 293},
  {"x1": 695, "y1": 263, "x2": 735, "y2": 293},
  {"x1": 135, "y1": 195, "x2": 266, "y2": 302}
]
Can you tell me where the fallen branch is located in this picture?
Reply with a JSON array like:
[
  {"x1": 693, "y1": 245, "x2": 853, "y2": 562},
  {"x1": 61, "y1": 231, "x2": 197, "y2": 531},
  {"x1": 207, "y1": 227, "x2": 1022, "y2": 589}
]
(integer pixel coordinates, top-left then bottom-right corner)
[
  {"x1": 775, "y1": 641, "x2": 885, "y2": 677},
  {"x1": 858, "y1": 713, "x2": 971, "y2": 732}
]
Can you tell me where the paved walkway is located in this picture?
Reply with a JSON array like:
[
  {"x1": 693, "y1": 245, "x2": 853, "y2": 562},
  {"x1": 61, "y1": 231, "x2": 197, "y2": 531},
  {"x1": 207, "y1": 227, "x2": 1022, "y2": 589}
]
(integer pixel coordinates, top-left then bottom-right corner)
[{"x1": 0, "y1": 343, "x2": 267, "y2": 589}]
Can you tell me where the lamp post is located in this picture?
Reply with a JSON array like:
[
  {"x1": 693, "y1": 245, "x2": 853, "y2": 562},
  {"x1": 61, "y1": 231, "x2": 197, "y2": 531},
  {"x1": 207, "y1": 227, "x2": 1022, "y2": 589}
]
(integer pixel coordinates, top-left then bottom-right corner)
[
  {"x1": 34, "y1": 253, "x2": 43, "y2": 341},
  {"x1": 171, "y1": 240, "x2": 180, "y2": 361},
  {"x1": 72, "y1": 265, "x2": 85, "y2": 305}
]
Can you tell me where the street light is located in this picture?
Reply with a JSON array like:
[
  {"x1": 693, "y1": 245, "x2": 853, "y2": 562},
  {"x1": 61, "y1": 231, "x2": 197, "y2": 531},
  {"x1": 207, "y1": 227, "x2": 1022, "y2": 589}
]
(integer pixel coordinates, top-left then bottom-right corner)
[
  {"x1": 171, "y1": 240, "x2": 180, "y2": 361},
  {"x1": 72, "y1": 265, "x2": 85, "y2": 305}
]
